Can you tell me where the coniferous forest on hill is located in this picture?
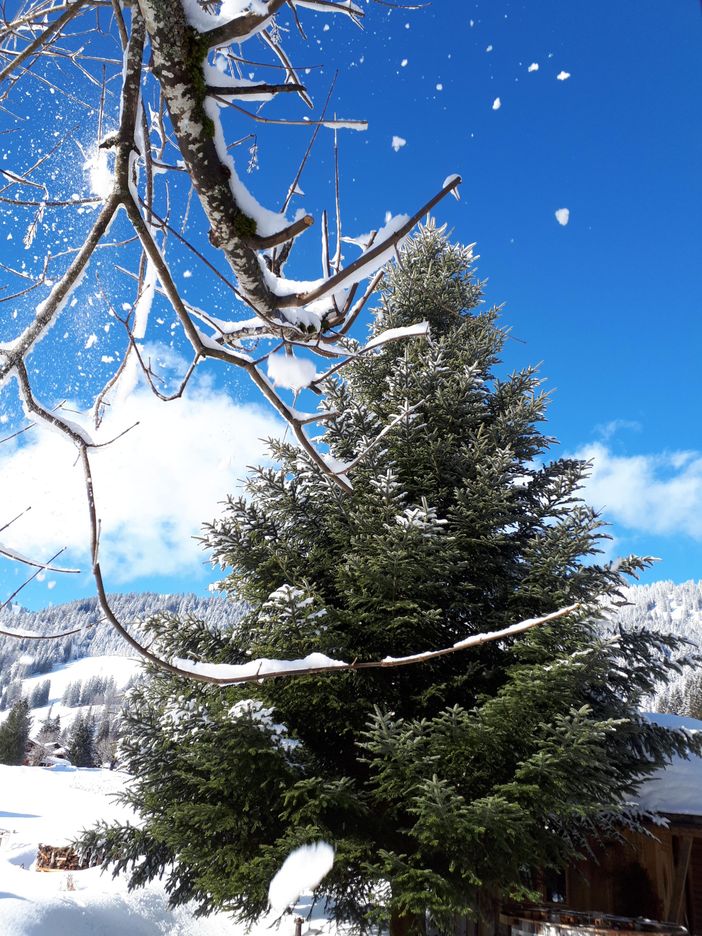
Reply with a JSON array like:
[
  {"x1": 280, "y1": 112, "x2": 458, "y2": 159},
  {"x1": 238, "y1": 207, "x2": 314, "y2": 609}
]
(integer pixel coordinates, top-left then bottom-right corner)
[{"x1": 3, "y1": 580, "x2": 702, "y2": 719}]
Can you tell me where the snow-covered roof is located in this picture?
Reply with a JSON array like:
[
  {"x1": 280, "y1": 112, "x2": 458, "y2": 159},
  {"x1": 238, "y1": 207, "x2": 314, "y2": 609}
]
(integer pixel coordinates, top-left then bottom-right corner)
[{"x1": 636, "y1": 713, "x2": 702, "y2": 817}]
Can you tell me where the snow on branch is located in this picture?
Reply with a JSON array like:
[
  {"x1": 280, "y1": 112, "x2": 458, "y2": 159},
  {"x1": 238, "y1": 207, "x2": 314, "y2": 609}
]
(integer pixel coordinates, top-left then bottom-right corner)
[
  {"x1": 152, "y1": 605, "x2": 581, "y2": 684},
  {"x1": 0, "y1": 543, "x2": 79, "y2": 575},
  {"x1": 364, "y1": 321, "x2": 430, "y2": 352},
  {"x1": 196, "y1": 0, "x2": 289, "y2": 46},
  {"x1": 172, "y1": 651, "x2": 347, "y2": 681}
]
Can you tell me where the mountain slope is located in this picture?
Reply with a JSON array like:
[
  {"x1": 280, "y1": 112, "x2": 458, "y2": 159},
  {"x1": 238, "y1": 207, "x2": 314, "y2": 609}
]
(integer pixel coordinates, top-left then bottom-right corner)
[{"x1": 0, "y1": 592, "x2": 243, "y2": 710}]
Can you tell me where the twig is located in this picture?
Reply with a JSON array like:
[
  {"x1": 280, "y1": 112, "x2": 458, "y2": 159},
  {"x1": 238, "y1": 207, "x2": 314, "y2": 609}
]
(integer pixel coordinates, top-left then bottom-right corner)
[{"x1": 276, "y1": 176, "x2": 462, "y2": 308}]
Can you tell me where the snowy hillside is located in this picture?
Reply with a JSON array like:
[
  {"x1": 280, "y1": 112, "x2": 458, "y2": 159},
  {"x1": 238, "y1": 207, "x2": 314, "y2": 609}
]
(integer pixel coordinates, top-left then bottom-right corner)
[
  {"x1": 15, "y1": 655, "x2": 142, "y2": 737},
  {"x1": 0, "y1": 591, "x2": 240, "y2": 660},
  {"x1": 614, "y1": 580, "x2": 702, "y2": 715},
  {"x1": 0, "y1": 764, "x2": 332, "y2": 935},
  {"x1": 616, "y1": 579, "x2": 702, "y2": 646},
  {"x1": 0, "y1": 592, "x2": 244, "y2": 711}
]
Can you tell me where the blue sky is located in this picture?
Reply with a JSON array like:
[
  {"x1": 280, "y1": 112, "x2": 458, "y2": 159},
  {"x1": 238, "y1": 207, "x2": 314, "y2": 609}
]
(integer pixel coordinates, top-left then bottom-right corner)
[{"x1": 0, "y1": 0, "x2": 701, "y2": 609}]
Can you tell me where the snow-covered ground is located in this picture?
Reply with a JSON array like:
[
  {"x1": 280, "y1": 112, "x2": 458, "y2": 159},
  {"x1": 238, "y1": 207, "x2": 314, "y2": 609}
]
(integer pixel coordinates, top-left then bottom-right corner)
[{"x1": 0, "y1": 764, "x2": 332, "y2": 935}]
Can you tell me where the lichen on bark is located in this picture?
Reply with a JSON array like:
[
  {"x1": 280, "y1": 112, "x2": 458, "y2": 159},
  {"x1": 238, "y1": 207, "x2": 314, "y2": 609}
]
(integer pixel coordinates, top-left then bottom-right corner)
[{"x1": 184, "y1": 27, "x2": 215, "y2": 139}]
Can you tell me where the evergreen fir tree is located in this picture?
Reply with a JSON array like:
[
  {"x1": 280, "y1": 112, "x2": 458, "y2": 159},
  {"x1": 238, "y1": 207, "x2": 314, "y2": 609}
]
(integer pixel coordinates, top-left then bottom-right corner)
[
  {"x1": 0, "y1": 698, "x2": 31, "y2": 765},
  {"x1": 95, "y1": 711, "x2": 121, "y2": 770},
  {"x1": 69, "y1": 712, "x2": 96, "y2": 767},
  {"x1": 28, "y1": 679, "x2": 50, "y2": 710},
  {"x1": 78, "y1": 227, "x2": 699, "y2": 935},
  {"x1": 0, "y1": 679, "x2": 22, "y2": 712}
]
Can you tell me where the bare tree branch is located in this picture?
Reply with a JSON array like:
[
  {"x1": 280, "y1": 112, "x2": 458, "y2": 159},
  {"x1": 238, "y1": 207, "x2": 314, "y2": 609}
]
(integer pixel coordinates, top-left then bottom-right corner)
[
  {"x1": 0, "y1": 0, "x2": 467, "y2": 676},
  {"x1": 0, "y1": 0, "x2": 94, "y2": 84},
  {"x1": 276, "y1": 175, "x2": 462, "y2": 308},
  {"x1": 201, "y1": 0, "x2": 288, "y2": 47}
]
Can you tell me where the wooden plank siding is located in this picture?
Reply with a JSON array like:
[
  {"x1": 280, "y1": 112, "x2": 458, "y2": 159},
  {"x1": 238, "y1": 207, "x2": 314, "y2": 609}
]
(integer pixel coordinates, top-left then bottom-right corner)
[
  {"x1": 565, "y1": 828, "x2": 669, "y2": 921},
  {"x1": 687, "y1": 839, "x2": 702, "y2": 935},
  {"x1": 554, "y1": 824, "x2": 702, "y2": 933},
  {"x1": 668, "y1": 837, "x2": 693, "y2": 924}
]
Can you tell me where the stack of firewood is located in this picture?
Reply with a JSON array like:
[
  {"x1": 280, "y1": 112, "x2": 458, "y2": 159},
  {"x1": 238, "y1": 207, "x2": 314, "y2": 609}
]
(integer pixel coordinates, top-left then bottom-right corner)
[{"x1": 36, "y1": 844, "x2": 94, "y2": 872}]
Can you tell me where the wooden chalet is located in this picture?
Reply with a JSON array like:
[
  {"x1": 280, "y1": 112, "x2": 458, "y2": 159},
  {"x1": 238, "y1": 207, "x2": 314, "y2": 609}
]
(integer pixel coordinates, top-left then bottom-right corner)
[
  {"x1": 501, "y1": 714, "x2": 702, "y2": 936},
  {"x1": 24, "y1": 738, "x2": 71, "y2": 767}
]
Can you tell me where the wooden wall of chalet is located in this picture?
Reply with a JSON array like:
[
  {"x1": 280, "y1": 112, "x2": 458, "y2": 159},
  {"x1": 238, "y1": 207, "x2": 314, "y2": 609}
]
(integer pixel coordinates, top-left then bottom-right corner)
[
  {"x1": 689, "y1": 840, "x2": 702, "y2": 934},
  {"x1": 563, "y1": 823, "x2": 702, "y2": 934}
]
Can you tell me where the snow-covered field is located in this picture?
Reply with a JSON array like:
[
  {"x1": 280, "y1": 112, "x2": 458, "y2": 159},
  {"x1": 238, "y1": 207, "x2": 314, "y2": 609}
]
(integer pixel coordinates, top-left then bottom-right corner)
[{"x1": 0, "y1": 764, "x2": 329, "y2": 935}]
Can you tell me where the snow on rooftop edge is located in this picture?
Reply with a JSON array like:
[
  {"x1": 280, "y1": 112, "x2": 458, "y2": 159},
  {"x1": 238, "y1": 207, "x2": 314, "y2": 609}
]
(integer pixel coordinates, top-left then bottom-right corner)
[{"x1": 636, "y1": 712, "x2": 702, "y2": 817}]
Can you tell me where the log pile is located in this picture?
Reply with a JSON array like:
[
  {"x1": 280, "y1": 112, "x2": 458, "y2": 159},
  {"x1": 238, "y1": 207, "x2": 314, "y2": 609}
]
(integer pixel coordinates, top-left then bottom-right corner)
[{"x1": 36, "y1": 844, "x2": 95, "y2": 872}]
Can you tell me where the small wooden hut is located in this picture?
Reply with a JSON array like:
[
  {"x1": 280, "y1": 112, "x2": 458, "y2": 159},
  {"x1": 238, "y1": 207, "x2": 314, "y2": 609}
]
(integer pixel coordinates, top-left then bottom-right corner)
[{"x1": 25, "y1": 738, "x2": 71, "y2": 767}]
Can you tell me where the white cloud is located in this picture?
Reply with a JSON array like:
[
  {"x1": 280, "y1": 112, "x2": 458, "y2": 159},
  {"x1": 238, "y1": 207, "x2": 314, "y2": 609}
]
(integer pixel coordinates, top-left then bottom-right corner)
[
  {"x1": 0, "y1": 380, "x2": 281, "y2": 583},
  {"x1": 595, "y1": 418, "x2": 642, "y2": 441},
  {"x1": 574, "y1": 443, "x2": 702, "y2": 540},
  {"x1": 555, "y1": 207, "x2": 570, "y2": 226}
]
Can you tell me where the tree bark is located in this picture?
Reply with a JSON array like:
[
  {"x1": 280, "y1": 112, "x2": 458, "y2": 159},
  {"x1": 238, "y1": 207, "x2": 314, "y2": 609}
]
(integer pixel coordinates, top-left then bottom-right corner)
[{"x1": 136, "y1": 0, "x2": 282, "y2": 317}]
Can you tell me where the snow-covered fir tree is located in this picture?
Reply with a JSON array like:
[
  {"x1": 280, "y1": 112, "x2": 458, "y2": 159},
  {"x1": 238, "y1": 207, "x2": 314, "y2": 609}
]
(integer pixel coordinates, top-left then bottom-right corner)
[
  {"x1": 68, "y1": 712, "x2": 97, "y2": 768},
  {"x1": 0, "y1": 699, "x2": 31, "y2": 765},
  {"x1": 78, "y1": 228, "x2": 698, "y2": 936}
]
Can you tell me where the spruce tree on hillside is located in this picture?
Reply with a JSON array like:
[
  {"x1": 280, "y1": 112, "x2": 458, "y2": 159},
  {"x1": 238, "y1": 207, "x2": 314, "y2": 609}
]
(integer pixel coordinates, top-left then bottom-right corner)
[
  {"x1": 78, "y1": 228, "x2": 698, "y2": 935},
  {"x1": 69, "y1": 713, "x2": 97, "y2": 768},
  {"x1": 28, "y1": 679, "x2": 50, "y2": 710},
  {"x1": 0, "y1": 699, "x2": 31, "y2": 765}
]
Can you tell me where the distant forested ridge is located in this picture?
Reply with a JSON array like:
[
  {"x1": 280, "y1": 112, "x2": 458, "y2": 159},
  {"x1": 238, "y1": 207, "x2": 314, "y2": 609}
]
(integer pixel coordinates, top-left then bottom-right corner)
[
  {"x1": 0, "y1": 592, "x2": 240, "y2": 699},
  {"x1": 614, "y1": 580, "x2": 702, "y2": 717},
  {"x1": 1, "y1": 583, "x2": 701, "y2": 715}
]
